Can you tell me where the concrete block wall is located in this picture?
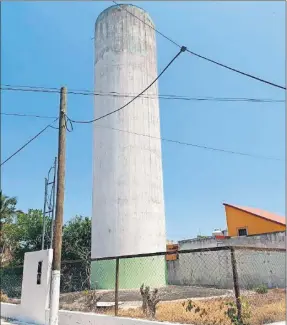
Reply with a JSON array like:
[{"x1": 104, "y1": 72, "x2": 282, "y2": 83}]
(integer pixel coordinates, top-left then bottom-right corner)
[
  {"x1": 167, "y1": 249, "x2": 286, "y2": 289},
  {"x1": 179, "y1": 232, "x2": 285, "y2": 250},
  {"x1": 167, "y1": 250, "x2": 233, "y2": 289},
  {"x1": 235, "y1": 249, "x2": 286, "y2": 289}
]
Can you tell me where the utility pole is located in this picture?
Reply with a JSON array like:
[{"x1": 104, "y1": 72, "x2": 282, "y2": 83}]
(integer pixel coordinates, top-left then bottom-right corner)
[{"x1": 49, "y1": 87, "x2": 67, "y2": 325}]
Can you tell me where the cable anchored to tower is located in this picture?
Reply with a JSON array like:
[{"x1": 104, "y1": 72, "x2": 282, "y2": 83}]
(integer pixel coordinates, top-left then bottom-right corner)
[
  {"x1": 112, "y1": 1, "x2": 285, "y2": 91},
  {"x1": 69, "y1": 47, "x2": 185, "y2": 124}
]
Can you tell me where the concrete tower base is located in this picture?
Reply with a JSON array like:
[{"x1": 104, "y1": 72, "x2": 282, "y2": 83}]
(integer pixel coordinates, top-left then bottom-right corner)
[{"x1": 91, "y1": 256, "x2": 166, "y2": 290}]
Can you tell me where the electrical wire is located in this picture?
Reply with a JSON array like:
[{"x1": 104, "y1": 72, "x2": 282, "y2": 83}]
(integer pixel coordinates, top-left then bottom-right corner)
[
  {"x1": 2, "y1": 84, "x2": 60, "y2": 91},
  {"x1": 111, "y1": 1, "x2": 181, "y2": 47},
  {"x1": 93, "y1": 124, "x2": 283, "y2": 161},
  {"x1": 70, "y1": 46, "x2": 186, "y2": 124},
  {"x1": 112, "y1": 1, "x2": 286, "y2": 91},
  {"x1": 1, "y1": 112, "x2": 56, "y2": 119},
  {"x1": 1, "y1": 112, "x2": 282, "y2": 161},
  {"x1": 185, "y1": 49, "x2": 286, "y2": 90},
  {"x1": 1, "y1": 85, "x2": 284, "y2": 103},
  {"x1": 0, "y1": 118, "x2": 59, "y2": 166},
  {"x1": 49, "y1": 113, "x2": 74, "y2": 132}
]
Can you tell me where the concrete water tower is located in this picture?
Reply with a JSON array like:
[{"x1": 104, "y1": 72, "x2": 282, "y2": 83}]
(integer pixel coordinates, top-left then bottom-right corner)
[{"x1": 91, "y1": 4, "x2": 167, "y2": 289}]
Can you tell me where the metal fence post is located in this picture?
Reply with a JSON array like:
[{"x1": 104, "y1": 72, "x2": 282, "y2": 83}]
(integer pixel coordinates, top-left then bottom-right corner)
[
  {"x1": 230, "y1": 247, "x2": 242, "y2": 323},
  {"x1": 115, "y1": 257, "x2": 119, "y2": 316}
]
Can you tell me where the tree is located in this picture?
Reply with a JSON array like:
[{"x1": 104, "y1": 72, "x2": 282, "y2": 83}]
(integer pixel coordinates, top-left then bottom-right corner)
[
  {"x1": 0, "y1": 192, "x2": 20, "y2": 265},
  {"x1": 4, "y1": 209, "x2": 51, "y2": 265},
  {"x1": 1, "y1": 199, "x2": 92, "y2": 292},
  {"x1": 61, "y1": 216, "x2": 91, "y2": 292},
  {"x1": 1, "y1": 203, "x2": 49, "y2": 296},
  {"x1": 62, "y1": 215, "x2": 91, "y2": 261},
  {"x1": 0, "y1": 192, "x2": 18, "y2": 225}
]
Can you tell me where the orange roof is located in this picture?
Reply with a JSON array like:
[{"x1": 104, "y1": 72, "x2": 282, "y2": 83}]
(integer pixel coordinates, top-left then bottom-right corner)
[{"x1": 223, "y1": 203, "x2": 286, "y2": 226}]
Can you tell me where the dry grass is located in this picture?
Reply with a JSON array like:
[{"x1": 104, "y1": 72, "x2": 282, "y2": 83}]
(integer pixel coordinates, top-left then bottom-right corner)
[
  {"x1": 0, "y1": 290, "x2": 9, "y2": 303},
  {"x1": 109, "y1": 289, "x2": 285, "y2": 325}
]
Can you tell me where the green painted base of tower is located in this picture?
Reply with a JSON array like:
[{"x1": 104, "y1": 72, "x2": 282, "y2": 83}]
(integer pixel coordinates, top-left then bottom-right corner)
[{"x1": 91, "y1": 255, "x2": 167, "y2": 289}]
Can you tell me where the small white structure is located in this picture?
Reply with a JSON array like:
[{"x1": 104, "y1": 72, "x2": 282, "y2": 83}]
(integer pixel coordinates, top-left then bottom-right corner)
[
  {"x1": 1, "y1": 249, "x2": 53, "y2": 324},
  {"x1": 212, "y1": 229, "x2": 224, "y2": 237}
]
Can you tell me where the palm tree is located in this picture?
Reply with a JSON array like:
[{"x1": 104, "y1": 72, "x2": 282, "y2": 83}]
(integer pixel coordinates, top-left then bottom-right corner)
[
  {"x1": 0, "y1": 191, "x2": 18, "y2": 225},
  {"x1": 0, "y1": 192, "x2": 19, "y2": 265}
]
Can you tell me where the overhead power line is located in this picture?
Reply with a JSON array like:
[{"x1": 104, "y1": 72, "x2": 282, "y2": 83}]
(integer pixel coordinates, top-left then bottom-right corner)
[
  {"x1": 1, "y1": 112, "x2": 282, "y2": 161},
  {"x1": 0, "y1": 85, "x2": 284, "y2": 103},
  {"x1": 70, "y1": 46, "x2": 186, "y2": 124},
  {"x1": 112, "y1": 1, "x2": 286, "y2": 91},
  {"x1": 0, "y1": 118, "x2": 59, "y2": 166},
  {"x1": 93, "y1": 125, "x2": 283, "y2": 161},
  {"x1": 1, "y1": 112, "x2": 56, "y2": 119}
]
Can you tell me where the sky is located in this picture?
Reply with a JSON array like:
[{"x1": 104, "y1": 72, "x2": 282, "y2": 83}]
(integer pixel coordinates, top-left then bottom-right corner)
[{"x1": 1, "y1": 1, "x2": 285, "y2": 241}]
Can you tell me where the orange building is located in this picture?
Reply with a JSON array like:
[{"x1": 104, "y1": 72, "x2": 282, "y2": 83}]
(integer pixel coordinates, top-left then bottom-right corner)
[{"x1": 223, "y1": 203, "x2": 286, "y2": 237}]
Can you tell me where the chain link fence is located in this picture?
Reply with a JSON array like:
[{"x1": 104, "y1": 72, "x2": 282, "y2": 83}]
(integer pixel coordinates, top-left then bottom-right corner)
[
  {"x1": 1, "y1": 246, "x2": 285, "y2": 325},
  {"x1": 61, "y1": 259, "x2": 91, "y2": 293},
  {"x1": 1, "y1": 265, "x2": 23, "y2": 299},
  {"x1": 58, "y1": 246, "x2": 285, "y2": 325},
  {"x1": 233, "y1": 247, "x2": 286, "y2": 325}
]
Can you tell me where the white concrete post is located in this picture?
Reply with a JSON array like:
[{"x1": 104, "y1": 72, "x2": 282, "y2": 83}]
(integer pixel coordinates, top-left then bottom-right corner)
[
  {"x1": 49, "y1": 270, "x2": 61, "y2": 325},
  {"x1": 20, "y1": 249, "x2": 53, "y2": 324}
]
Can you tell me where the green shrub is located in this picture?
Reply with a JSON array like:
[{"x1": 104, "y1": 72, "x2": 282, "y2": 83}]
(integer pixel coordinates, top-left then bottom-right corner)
[
  {"x1": 255, "y1": 285, "x2": 268, "y2": 294},
  {"x1": 225, "y1": 297, "x2": 251, "y2": 325}
]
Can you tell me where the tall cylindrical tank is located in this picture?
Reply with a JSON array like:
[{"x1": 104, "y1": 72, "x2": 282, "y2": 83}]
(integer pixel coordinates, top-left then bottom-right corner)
[{"x1": 91, "y1": 4, "x2": 166, "y2": 289}]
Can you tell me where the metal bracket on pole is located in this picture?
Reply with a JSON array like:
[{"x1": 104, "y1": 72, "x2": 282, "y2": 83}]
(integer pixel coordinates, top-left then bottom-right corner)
[
  {"x1": 41, "y1": 178, "x2": 48, "y2": 250},
  {"x1": 41, "y1": 157, "x2": 57, "y2": 251}
]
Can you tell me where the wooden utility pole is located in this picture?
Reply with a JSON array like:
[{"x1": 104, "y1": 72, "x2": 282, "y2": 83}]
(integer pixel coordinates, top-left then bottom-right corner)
[{"x1": 49, "y1": 87, "x2": 67, "y2": 325}]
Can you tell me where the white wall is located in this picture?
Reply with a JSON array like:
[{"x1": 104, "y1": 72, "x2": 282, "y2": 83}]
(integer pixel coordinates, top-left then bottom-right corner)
[
  {"x1": 20, "y1": 249, "x2": 53, "y2": 324},
  {"x1": 1, "y1": 249, "x2": 53, "y2": 325},
  {"x1": 167, "y1": 250, "x2": 233, "y2": 288},
  {"x1": 1, "y1": 303, "x2": 181, "y2": 325},
  {"x1": 92, "y1": 4, "x2": 166, "y2": 259},
  {"x1": 235, "y1": 249, "x2": 286, "y2": 289},
  {"x1": 167, "y1": 249, "x2": 286, "y2": 289},
  {"x1": 1, "y1": 303, "x2": 21, "y2": 320},
  {"x1": 179, "y1": 232, "x2": 285, "y2": 250},
  {"x1": 54, "y1": 309, "x2": 180, "y2": 325}
]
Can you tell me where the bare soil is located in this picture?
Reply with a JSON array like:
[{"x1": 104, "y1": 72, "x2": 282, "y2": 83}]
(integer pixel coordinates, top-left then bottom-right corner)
[
  {"x1": 113, "y1": 289, "x2": 286, "y2": 325},
  {"x1": 7, "y1": 286, "x2": 285, "y2": 325},
  {"x1": 60, "y1": 285, "x2": 230, "y2": 304}
]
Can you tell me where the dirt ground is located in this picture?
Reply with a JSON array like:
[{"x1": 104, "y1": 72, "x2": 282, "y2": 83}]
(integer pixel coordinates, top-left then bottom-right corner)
[
  {"x1": 6, "y1": 286, "x2": 286, "y2": 325},
  {"x1": 58, "y1": 287, "x2": 285, "y2": 325},
  {"x1": 60, "y1": 285, "x2": 231, "y2": 304},
  {"x1": 6, "y1": 285, "x2": 231, "y2": 309},
  {"x1": 113, "y1": 289, "x2": 286, "y2": 325},
  {"x1": 6, "y1": 286, "x2": 285, "y2": 325}
]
